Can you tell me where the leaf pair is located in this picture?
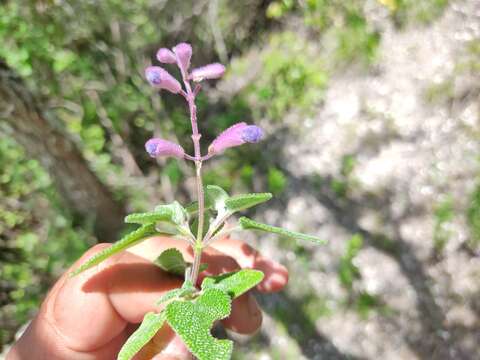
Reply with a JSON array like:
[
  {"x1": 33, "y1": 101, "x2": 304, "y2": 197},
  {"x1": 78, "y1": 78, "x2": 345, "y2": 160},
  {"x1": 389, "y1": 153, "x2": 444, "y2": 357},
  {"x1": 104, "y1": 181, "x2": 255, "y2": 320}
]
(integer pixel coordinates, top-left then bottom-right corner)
[
  {"x1": 118, "y1": 267, "x2": 264, "y2": 360},
  {"x1": 187, "y1": 185, "x2": 272, "y2": 217}
]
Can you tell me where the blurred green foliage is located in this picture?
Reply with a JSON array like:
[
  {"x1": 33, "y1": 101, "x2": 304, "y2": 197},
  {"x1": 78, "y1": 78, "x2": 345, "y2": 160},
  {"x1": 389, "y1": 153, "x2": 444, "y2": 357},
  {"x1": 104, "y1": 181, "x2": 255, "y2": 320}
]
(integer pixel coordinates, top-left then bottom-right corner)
[
  {"x1": 467, "y1": 184, "x2": 480, "y2": 248},
  {"x1": 0, "y1": 138, "x2": 91, "y2": 345},
  {"x1": 433, "y1": 196, "x2": 454, "y2": 254},
  {"x1": 338, "y1": 234, "x2": 387, "y2": 318},
  {"x1": 338, "y1": 234, "x2": 363, "y2": 290}
]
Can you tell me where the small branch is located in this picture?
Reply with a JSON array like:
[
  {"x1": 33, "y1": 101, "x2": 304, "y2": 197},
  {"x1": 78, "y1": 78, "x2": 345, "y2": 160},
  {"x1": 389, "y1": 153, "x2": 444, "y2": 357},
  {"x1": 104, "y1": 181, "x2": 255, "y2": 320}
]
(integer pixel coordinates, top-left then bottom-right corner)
[{"x1": 184, "y1": 153, "x2": 196, "y2": 161}]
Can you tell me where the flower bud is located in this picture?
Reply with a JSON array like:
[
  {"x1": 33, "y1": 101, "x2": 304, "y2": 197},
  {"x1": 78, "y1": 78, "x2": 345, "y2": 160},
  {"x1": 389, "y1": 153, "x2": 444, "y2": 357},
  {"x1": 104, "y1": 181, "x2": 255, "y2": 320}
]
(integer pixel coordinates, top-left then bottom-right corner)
[
  {"x1": 145, "y1": 138, "x2": 185, "y2": 159},
  {"x1": 190, "y1": 63, "x2": 226, "y2": 82},
  {"x1": 241, "y1": 125, "x2": 264, "y2": 143},
  {"x1": 208, "y1": 122, "x2": 264, "y2": 154},
  {"x1": 172, "y1": 42, "x2": 192, "y2": 72},
  {"x1": 145, "y1": 66, "x2": 182, "y2": 94},
  {"x1": 156, "y1": 48, "x2": 177, "y2": 63}
]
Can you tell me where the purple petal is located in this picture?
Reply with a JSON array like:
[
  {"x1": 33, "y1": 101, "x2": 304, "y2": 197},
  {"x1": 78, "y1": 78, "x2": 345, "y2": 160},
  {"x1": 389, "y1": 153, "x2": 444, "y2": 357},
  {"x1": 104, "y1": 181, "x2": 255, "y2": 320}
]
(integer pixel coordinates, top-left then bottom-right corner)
[
  {"x1": 145, "y1": 138, "x2": 185, "y2": 159},
  {"x1": 190, "y1": 63, "x2": 226, "y2": 82},
  {"x1": 241, "y1": 125, "x2": 264, "y2": 143},
  {"x1": 208, "y1": 122, "x2": 264, "y2": 154},
  {"x1": 156, "y1": 48, "x2": 177, "y2": 63},
  {"x1": 145, "y1": 66, "x2": 182, "y2": 94},
  {"x1": 172, "y1": 42, "x2": 192, "y2": 73}
]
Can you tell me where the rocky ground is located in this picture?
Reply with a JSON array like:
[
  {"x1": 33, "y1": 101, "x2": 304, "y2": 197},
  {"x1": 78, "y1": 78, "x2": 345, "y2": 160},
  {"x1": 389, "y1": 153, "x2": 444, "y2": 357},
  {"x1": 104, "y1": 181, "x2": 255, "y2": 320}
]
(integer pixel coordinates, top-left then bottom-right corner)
[{"x1": 234, "y1": 1, "x2": 480, "y2": 359}]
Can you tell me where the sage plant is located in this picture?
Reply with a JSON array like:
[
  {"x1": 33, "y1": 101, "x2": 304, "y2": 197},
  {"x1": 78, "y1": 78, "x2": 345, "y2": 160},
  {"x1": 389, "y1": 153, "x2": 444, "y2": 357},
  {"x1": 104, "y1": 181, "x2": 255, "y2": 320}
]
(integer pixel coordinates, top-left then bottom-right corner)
[{"x1": 71, "y1": 42, "x2": 325, "y2": 360}]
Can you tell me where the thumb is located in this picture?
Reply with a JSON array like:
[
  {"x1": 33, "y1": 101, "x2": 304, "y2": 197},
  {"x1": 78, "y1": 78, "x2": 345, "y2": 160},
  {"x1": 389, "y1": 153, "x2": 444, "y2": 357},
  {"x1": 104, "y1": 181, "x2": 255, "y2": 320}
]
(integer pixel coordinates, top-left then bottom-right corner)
[{"x1": 134, "y1": 324, "x2": 193, "y2": 360}]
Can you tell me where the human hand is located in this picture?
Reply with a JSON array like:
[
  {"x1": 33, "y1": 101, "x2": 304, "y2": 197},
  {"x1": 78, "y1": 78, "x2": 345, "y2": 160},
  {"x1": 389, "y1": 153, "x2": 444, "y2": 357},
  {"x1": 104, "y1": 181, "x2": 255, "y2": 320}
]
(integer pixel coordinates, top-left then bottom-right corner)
[{"x1": 7, "y1": 236, "x2": 288, "y2": 360}]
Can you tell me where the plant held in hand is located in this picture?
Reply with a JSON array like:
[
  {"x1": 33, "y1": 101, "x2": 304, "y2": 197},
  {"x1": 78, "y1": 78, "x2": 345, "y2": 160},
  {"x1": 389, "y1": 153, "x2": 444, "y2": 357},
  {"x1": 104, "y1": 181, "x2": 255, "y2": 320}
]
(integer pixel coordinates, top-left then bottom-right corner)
[{"x1": 71, "y1": 42, "x2": 326, "y2": 360}]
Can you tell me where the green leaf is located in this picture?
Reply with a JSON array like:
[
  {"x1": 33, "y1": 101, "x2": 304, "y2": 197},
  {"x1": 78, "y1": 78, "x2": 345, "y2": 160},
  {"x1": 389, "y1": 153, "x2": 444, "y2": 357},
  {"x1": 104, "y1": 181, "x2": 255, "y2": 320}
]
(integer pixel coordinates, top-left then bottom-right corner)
[
  {"x1": 185, "y1": 185, "x2": 229, "y2": 215},
  {"x1": 156, "y1": 288, "x2": 187, "y2": 305},
  {"x1": 166, "y1": 288, "x2": 233, "y2": 360},
  {"x1": 117, "y1": 311, "x2": 166, "y2": 360},
  {"x1": 126, "y1": 202, "x2": 188, "y2": 227},
  {"x1": 155, "y1": 248, "x2": 188, "y2": 276},
  {"x1": 154, "y1": 248, "x2": 209, "y2": 277},
  {"x1": 70, "y1": 224, "x2": 157, "y2": 276},
  {"x1": 125, "y1": 209, "x2": 174, "y2": 225},
  {"x1": 190, "y1": 210, "x2": 212, "y2": 238},
  {"x1": 225, "y1": 193, "x2": 272, "y2": 213},
  {"x1": 156, "y1": 280, "x2": 199, "y2": 305},
  {"x1": 239, "y1": 217, "x2": 326, "y2": 244},
  {"x1": 206, "y1": 185, "x2": 229, "y2": 213},
  {"x1": 201, "y1": 269, "x2": 264, "y2": 299},
  {"x1": 154, "y1": 201, "x2": 188, "y2": 225}
]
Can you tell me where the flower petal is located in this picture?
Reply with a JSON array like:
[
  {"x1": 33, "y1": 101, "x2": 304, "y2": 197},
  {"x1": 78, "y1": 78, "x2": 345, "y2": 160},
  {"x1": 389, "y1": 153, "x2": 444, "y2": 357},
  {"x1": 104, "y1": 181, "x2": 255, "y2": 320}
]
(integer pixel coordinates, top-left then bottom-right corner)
[
  {"x1": 190, "y1": 63, "x2": 226, "y2": 82},
  {"x1": 156, "y1": 48, "x2": 177, "y2": 64},
  {"x1": 145, "y1": 138, "x2": 185, "y2": 159},
  {"x1": 172, "y1": 43, "x2": 192, "y2": 73},
  {"x1": 145, "y1": 66, "x2": 182, "y2": 94}
]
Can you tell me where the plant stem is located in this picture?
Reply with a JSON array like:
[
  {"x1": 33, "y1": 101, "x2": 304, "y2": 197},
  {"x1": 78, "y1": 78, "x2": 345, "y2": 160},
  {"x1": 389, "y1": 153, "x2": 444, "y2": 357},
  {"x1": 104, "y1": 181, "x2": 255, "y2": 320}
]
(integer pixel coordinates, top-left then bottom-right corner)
[{"x1": 183, "y1": 76, "x2": 205, "y2": 286}]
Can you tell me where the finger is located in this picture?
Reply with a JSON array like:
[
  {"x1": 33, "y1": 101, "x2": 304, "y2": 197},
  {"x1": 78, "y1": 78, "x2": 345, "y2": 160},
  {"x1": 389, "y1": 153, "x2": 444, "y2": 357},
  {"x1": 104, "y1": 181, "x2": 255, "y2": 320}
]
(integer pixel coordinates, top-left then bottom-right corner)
[
  {"x1": 211, "y1": 236, "x2": 289, "y2": 293},
  {"x1": 221, "y1": 293, "x2": 262, "y2": 335},
  {"x1": 50, "y1": 244, "x2": 182, "y2": 352},
  {"x1": 133, "y1": 324, "x2": 192, "y2": 360}
]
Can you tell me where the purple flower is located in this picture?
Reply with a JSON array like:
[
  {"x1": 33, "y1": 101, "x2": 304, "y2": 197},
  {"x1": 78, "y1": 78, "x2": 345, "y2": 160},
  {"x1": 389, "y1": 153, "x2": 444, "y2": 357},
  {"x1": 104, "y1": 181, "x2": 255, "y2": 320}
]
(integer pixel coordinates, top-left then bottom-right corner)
[
  {"x1": 156, "y1": 48, "x2": 177, "y2": 64},
  {"x1": 208, "y1": 122, "x2": 264, "y2": 154},
  {"x1": 145, "y1": 138, "x2": 185, "y2": 159},
  {"x1": 172, "y1": 42, "x2": 192, "y2": 73},
  {"x1": 241, "y1": 125, "x2": 264, "y2": 143},
  {"x1": 190, "y1": 63, "x2": 226, "y2": 82},
  {"x1": 145, "y1": 66, "x2": 182, "y2": 94}
]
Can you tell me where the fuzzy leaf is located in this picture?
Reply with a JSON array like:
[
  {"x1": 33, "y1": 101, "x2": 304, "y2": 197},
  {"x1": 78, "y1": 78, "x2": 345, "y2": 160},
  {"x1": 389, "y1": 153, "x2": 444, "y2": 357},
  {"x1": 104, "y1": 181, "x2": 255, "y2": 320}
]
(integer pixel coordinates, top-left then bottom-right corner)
[
  {"x1": 155, "y1": 248, "x2": 188, "y2": 276},
  {"x1": 186, "y1": 185, "x2": 230, "y2": 215},
  {"x1": 156, "y1": 280, "x2": 198, "y2": 305},
  {"x1": 156, "y1": 288, "x2": 187, "y2": 305},
  {"x1": 190, "y1": 210, "x2": 212, "y2": 238},
  {"x1": 239, "y1": 217, "x2": 326, "y2": 244},
  {"x1": 201, "y1": 269, "x2": 264, "y2": 299},
  {"x1": 206, "y1": 185, "x2": 229, "y2": 213},
  {"x1": 117, "y1": 311, "x2": 166, "y2": 360},
  {"x1": 155, "y1": 201, "x2": 187, "y2": 225},
  {"x1": 125, "y1": 210, "x2": 173, "y2": 225},
  {"x1": 154, "y1": 248, "x2": 208, "y2": 277},
  {"x1": 127, "y1": 202, "x2": 187, "y2": 227},
  {"x1": 70, "y1": 224, "x2": 157, "y2": 276},
  {"x1": 166, "y1": 288, "x2": 233, "y2": 360},
  {"x1": 225, "y1": 193, "x2": 272, "y2": 213}
]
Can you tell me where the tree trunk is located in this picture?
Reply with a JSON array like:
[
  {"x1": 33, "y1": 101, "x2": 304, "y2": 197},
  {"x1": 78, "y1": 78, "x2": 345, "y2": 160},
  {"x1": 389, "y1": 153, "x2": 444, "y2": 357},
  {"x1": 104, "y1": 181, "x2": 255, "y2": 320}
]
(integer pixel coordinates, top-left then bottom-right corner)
[{"x1": 0, "y1": 60, "x2": 125, "y2": 242}]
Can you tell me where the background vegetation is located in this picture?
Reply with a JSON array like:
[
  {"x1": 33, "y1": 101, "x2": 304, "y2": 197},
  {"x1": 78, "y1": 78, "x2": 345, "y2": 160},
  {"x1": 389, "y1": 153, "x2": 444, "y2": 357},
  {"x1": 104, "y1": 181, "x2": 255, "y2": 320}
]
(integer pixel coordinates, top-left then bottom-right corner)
[{"x1": 1, "y1": 0, "x2": 479, "y2": 358}]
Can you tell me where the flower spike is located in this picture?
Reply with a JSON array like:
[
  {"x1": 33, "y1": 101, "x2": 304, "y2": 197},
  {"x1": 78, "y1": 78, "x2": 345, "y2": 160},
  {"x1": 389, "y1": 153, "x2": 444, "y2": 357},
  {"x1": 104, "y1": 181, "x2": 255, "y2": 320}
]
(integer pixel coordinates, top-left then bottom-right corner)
[
  {"x1": 208, "y1": 122, "x2": 264, "y2": 155},
  {"x1": 145, "y1": 138, "x2": 185, "y2": 159},
  {"x1": 190, "y1": 63, "x2": 226, "y2": 82},
  {"x1": 145, "y1": 66, "x2": 182, "y2": 94}
]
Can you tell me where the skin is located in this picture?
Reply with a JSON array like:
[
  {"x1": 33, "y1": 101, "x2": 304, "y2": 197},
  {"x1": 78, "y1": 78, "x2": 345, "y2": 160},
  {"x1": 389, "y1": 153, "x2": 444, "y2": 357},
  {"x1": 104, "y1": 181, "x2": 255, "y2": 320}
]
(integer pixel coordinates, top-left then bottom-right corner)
[{"x1": 7, "y1": 236, "x2": 288, "y2": 360}]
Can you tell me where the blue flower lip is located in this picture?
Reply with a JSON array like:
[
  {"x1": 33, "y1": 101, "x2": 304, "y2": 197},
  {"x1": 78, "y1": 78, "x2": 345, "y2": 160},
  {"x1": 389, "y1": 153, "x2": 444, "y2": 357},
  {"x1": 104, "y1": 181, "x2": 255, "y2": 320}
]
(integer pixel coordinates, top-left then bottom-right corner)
[{"x1": 241, "y1": 126, "x2": 264, "y2": 143}]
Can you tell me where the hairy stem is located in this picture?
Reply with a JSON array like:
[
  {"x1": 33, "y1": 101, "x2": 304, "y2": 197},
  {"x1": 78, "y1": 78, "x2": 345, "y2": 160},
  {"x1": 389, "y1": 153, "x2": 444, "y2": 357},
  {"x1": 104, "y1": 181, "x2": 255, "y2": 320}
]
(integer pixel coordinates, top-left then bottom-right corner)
[{"x1": 183, "y1": 76, "x2": 205, "y2": 285}]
